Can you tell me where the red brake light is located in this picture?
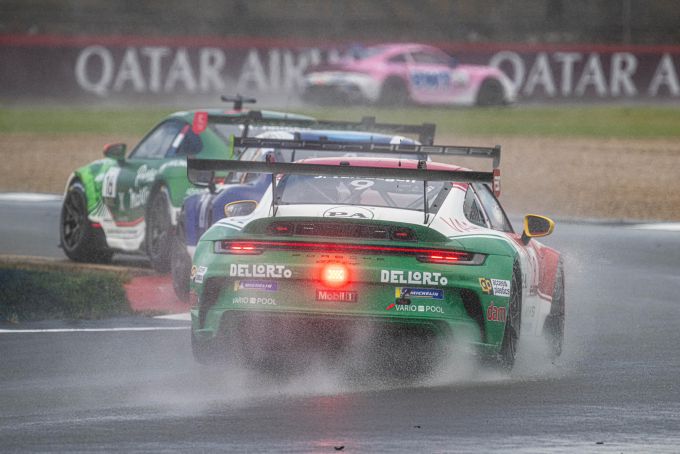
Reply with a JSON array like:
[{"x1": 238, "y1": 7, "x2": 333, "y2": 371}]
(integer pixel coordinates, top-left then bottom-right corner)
[
  {"x1": 321, "y1": 263, "x2": 349, "y2": 288},
  {"x1": 417, "y1": 251, "x2": 472, "y2": 264},
  {"x1": 215, "y1": 241, "x2": 263, "y2": 255}
]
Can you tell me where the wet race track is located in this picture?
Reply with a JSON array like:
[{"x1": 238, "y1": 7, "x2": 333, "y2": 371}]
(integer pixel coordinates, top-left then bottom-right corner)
[{"x1": 1, "y1": 196, "x2": 680, "y2": 452}]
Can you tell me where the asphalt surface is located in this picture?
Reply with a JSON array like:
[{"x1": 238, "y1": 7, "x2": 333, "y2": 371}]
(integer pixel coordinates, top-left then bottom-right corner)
[{"x1": 1, "y1": 196, "x2": 680, "y2": 452}]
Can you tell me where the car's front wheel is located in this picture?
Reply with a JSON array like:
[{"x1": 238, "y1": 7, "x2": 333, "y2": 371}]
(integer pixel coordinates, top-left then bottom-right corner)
[
  {"x1": 146, "y1": 186, "x2": 173, "y2": 273},
  {"x1": 476, "y1": 78, "x2": 506, "y2": 106},
  {"x1": 60, "y1": 180, "x2": 112, "y2": 263},
  {"x1": 170, "y1": 222, "x2": 192, "y2": 302},
  {"x1": 544, "y1": 264, "x2": 565, "y2": 359}
]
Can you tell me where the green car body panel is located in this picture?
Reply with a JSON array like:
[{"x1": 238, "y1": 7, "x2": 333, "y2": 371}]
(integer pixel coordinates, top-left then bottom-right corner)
[
  {"x1": 190, "y1": 219, "x2": 515, "y2": 354},
  {"x1": 62, "y1": 109, "x2": 314, "y2": 259}
]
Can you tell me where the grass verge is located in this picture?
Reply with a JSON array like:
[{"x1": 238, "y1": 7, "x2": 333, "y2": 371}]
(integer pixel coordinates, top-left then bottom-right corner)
[
  {"x1": 0, "y1": 260, "x2": 132, "y2": 323},
  {"x1": 2, "y1": 105, "x2": 680, "y2": 138}
]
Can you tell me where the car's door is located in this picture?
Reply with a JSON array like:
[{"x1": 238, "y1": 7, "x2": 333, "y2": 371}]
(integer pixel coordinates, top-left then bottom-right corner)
[
  {"x1": 407, "y1": 50, "x2": 459, "y2": 104},
  {"x1": 102, "y1": 120, "x2": 185, "y2": 228}
]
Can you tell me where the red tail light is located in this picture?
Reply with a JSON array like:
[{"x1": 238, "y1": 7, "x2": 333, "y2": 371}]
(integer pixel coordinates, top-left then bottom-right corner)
[
  {"x1": 417, "y1": 251, "x2": 472, "y2": 264},
  {"x1": 214, "y1": 240, "x2": 485, "y2": 265},
  {"x1": 215, "y1": 241, "x2": 264, "y2": 255},
  {"x1": 321, "y1": 263, "x2": 350, "y2": 288}
]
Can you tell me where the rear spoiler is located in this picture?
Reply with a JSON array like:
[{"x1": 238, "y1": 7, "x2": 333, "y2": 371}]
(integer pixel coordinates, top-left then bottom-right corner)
[
  {"x1": 188, "y1": 140, "x2": 501, "y2": 223},
  {"x1": 198, "y1": 112, "x2": 436, "y2": 145},
  {"x1": 232, "y1": 137, "x2": 501, "y2": 168}
]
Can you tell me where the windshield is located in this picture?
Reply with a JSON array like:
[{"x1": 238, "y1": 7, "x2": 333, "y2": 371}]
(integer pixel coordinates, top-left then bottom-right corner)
[{"x1": 276, "y1": 174, "x2": 446, "y2": 211}]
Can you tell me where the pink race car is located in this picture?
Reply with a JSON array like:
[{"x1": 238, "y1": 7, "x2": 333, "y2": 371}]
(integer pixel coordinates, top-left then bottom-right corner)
[{"x1": 302, "y1": 43, "x2": 516, "y2": 107}]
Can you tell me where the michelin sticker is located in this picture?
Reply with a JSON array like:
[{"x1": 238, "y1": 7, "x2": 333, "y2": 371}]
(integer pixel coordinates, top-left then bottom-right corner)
[
  {"x1": 395, "y1": 287, "x2": 444, "y2": 300},
  {"x1": 479, "y1": 278, "x2": 511, "y2": 297},
  {"x1": 234, "y1": 280, "x2": 279, "y2": 292},
  {"x1": 229, "y1": 264, "x2": 293, "y2": 279},
  {"x1": 381, "y1": 270, "x2": 448, "y2": 286}
]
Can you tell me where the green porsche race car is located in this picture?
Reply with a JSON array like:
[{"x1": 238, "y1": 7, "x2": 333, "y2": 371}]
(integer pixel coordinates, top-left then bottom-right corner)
[
  {"x1": 186, "y1": 138, "x2": 564, "y2": 376},
  {"x1": 60, "y1": 97, "x2": 436, "y2": 272}
]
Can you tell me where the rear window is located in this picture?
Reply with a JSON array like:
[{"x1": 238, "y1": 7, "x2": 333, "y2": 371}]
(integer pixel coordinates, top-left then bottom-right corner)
[{"x1": 276, "y1": 175, "x2": 446, "y2": 211}]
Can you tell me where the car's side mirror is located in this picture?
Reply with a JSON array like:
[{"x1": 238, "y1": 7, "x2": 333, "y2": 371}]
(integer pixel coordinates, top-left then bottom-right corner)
[
  {"x1": 103, "y1": 143, "x2": 126, "y2": 161},
  {"x1": 224, "y1": 200, "x2": 257, "y2": 218},
  {"x1": 521, "y1": 214, "x2": 555, "y2": 244}
]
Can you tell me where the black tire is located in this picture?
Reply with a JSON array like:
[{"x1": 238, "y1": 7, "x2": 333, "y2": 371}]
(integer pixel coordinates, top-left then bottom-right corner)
[
  {"x1": 544, "y1": 264, "x2": 565, "y2": 359},
  {"x1": 146, "y1": 187, "x2": 173, "y2": 273},
  {"x1": 476, "y1": 78, "x2": 506, "y2": 106},
  {"x1": 378, "y1": 77, "x2": 410, "y2": 106},
  {"x1": 60, "y1": 180, "x2": 113, "y2": 263},
  {"x1": 170, "y1": 222, "x2": 191, "y2": 302},
  {"x1": 496, "y1": 263, "x2": 522, "y2": 370},
  {"x1": 191, "y1": 332, "x2": 221, "y2": 365}
]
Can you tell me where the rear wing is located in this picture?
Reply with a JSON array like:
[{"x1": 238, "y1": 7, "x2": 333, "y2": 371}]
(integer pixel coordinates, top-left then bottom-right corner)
[
  {"x1": 232, "y1": 137, "x2": 500, "y2": 168},
  {"x1": 188, "y1": 140, "x2": 502, "y2": 223},
  {"x1": 195, "y1": 111, "x2": 436, "y2": 145},
  {"x1": 189, "y1": 137, "x2": 501, "y2": 196}
]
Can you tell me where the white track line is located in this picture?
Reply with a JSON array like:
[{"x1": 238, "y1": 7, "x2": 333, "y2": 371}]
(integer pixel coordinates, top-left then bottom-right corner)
[
  {"x1": 0, "y1": 193, "x2": 62, "y2": 202},
  {"x1": 628, "y1": 223, "x2": 680, "y2": 231},
  {"x1": 0, "y1": 326, "x2": 190, "y2": 334},
  {"x1": 154, "y1": 313, "x2": 191, "y2": 321}
]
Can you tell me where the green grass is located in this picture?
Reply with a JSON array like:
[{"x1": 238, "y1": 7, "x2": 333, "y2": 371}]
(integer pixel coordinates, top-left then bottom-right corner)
[
  {"x1": 0, "y1": 267, "x2": 131, "y2": 322},
  {"x1": 1, "y1": 105, "x2": 679, "y2": 138}
]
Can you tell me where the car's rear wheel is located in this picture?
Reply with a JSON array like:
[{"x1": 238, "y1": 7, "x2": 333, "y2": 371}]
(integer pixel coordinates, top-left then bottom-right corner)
[
  {"x1": 544, "y1": 264, "x2": 565, "y2": 359},
  {"x1": 476, "y1": 78, "x2": 506, "y2": 106},
  {"x1": 496, "y1": 264, "x2": 522, "y2": 370},
  {"x1": 191, "y1": 332, "x2": 221, "y2": 365},
  {"x1": 170, "y1": 221, "x2": 191, "y2": 302},
  {"x1": 146, "y1": 186, "x2": 172, "y2": 273},
  {"x1": 60, "y1": 181, "x2": 112, "y2": 263},
  {"x1": 378, "y1": 77, "x2": 410, "y2": 106}
]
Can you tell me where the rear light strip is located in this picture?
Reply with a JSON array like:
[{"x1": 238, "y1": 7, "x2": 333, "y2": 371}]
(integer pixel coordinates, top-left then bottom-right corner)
[{"x1": 214, "y1": 240, "x2": 485, "y2": 265}]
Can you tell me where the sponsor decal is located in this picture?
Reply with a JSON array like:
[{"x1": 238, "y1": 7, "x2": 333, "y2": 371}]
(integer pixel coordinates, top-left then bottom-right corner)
[
  {"x1": 316, "y1": 289, "x2": 358, "y2": 303},
  {"x1": 232, "y1": 296, "x2": 278, "y2": 306},
  {"x1": 479, "y1": 278, "x2": 511, "y2": 297},
  {"x1": 102, "y1": 167, "x2": 121, "y2": 199},
  {"x1": 395, "y1": 287, "x2": 444, "y2": 300},
  {"x1": 486, "y1": 302, "x2": 507, "y2": 322},
  {"x1": 234, "y1": 280, "x2": 278, "y2": 292},
  {"x1": 381, "y1": 270, "x2": 448, "y2": 286},
  {"x1": 134, "y1": 164, "x2": 158, "y2": 186},
  {"x1": 194, "y1": 265, "x2": 207, "y2": 283},
  {"x1": 386, "y1": 302, "x2": 444, "y2": 314},
  {"x1": 229, "y1": 264, "x2": 293, "y2": 278},
  {"x1": 323, "y1": 206, "x2": 374, "y2": 219}
]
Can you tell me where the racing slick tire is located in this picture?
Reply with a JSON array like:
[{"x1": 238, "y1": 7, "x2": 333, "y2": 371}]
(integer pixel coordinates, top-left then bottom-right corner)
[
  {"x1": 146, "y1": 186, "x2": 173, "y2": 273},
  {"x1": 191, "y1": 332, "x2": 222, "y2": 365},
  {"x1": 378, "y1": 77, "x2": 410, "y2": 106},
  {"x1": 170, "y1": 223, "x2": 191, "y2": 302},
  {"x1": 476, "y1": 78, "x2": 505, "y2": 106},
  {"x1": 495, "y1": 263, "x2": 522, "y2": 370},
  {"x1": 543, "y1": 264, "x2": 565, "y2": 359},
  {"x1": 60, "y1": 180, "x2": 113, "y2": 263}
]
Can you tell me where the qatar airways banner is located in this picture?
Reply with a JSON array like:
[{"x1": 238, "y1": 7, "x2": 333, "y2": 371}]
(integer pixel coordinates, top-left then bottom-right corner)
[{"x1": 1, "y1": 35, "x2": 679, "y2": 103}]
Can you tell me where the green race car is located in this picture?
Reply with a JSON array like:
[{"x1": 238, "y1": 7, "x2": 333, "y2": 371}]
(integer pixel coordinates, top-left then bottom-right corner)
[
  {"x1": 59, "y1": 97, "x2": 317, "y2": 271},
  {"x1": 187, "y1": 138, "x2": 564, "y2": 376}
]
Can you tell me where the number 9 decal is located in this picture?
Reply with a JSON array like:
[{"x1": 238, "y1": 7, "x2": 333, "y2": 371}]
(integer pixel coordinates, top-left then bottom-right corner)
[{"x1": 350, "y1": 179, "x2": 375, "y2": 190}]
